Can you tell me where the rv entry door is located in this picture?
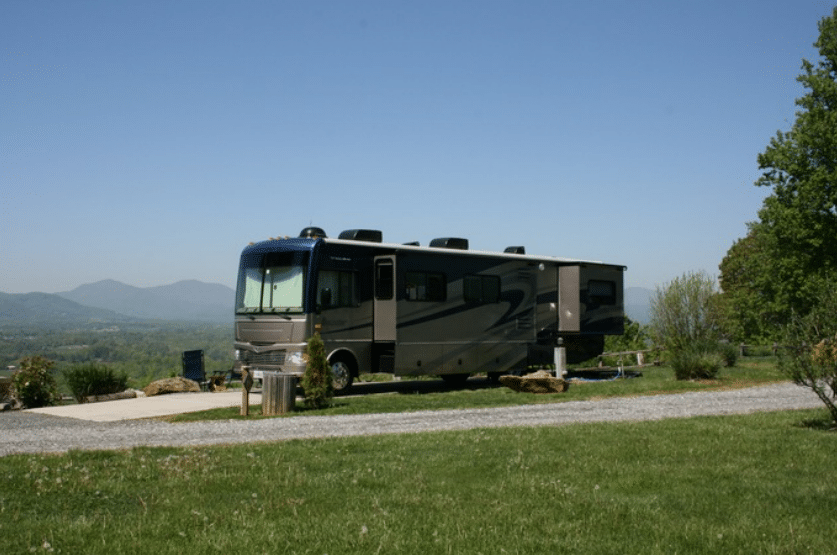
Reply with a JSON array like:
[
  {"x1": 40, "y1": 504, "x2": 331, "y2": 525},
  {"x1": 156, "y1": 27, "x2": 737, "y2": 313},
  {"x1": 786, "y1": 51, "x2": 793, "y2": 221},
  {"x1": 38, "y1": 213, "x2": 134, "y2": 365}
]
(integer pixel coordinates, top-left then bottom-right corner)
[{"x1": 374, "y1": 256, "x2": 397, "y2": 341}]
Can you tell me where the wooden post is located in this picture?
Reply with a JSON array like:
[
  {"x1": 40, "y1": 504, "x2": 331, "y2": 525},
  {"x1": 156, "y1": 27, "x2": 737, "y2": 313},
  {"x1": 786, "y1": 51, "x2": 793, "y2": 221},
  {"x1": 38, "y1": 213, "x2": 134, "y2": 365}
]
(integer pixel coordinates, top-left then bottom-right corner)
[{"x1": 240, "y1": 366, "x2": 253, "y2": 416}]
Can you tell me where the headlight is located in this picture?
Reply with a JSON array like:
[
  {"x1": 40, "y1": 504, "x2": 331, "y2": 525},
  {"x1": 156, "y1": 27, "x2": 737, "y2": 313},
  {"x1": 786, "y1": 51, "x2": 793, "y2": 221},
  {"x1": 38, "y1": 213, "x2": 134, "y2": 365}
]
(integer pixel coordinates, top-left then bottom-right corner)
[
  {"x1": 235, "y1": 350, "x2": 243, "y2": 361},
  {"x1": 286, "y1": 352, "x2": 306, "y2": 366}
]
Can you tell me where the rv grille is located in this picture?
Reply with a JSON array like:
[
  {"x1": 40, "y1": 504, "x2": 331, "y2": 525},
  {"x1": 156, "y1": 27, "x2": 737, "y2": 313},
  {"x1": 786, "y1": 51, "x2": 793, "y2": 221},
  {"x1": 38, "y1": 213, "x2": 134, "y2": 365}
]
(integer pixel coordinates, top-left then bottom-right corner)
[{"x1": 245, "y1": 350, "x2": 286, "y2": 366}]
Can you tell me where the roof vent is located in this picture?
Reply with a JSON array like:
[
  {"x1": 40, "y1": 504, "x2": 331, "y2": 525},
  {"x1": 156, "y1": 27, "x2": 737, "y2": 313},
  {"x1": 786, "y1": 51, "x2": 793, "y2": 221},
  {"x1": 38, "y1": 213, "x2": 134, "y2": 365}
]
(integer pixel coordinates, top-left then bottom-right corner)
[
  {"x1": 338, "y1": 229, "x2": 383, "y2": 243},
  {"x1": 504, "y1": 246, "x2": 526, "y2": 255},
  {"x1": 430, "y1": 237, "x2": 469, "y2": 250},
  {"x1": 299, "y1": 227, "x2": 327, "y2": 239}
]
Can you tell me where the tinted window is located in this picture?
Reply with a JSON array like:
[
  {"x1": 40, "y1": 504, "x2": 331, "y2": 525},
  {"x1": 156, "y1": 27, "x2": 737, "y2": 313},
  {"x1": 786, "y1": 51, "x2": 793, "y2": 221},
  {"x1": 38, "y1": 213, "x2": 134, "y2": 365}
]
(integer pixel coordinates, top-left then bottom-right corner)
[
  {"x1": 464, "y1": 275, "x2": 501, "y2": 304},
  {"x1": 318, "y1": 271, "x2": 357, "y2": 309},
  {"x1": 588, "y1": 280, "x2": 616, "y2": 305},
  {"x1": 406, "y1": 272, "x2": 447, "y2": 302}
]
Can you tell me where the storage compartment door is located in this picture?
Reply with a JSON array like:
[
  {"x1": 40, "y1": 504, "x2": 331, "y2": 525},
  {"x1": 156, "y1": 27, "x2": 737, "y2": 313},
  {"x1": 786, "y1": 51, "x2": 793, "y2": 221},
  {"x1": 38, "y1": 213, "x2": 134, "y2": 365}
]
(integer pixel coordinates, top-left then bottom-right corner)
[{"x1": 559, "y1": 265, "x2": 581, "y2": 333}]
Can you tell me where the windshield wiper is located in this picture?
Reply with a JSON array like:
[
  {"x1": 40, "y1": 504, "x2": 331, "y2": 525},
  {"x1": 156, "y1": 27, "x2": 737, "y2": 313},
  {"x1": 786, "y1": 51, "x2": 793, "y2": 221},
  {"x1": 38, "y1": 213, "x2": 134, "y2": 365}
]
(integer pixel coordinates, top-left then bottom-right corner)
[{"x1": 267, "y1": 308, "x2": 297, "y2": 320}]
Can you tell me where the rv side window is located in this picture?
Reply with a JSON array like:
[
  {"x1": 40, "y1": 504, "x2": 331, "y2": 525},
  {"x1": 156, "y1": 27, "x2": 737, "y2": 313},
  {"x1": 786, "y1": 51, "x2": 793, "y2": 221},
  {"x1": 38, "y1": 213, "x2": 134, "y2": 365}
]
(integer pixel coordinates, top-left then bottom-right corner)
[
  {"x1": 464, "y1": 275, "x2": 501, "y2": 304},
  {"x1": 406, "y1": 272, "x2": 447, "y2": 302},
  {"x1": 318, "y1": 271, "x2": 357, "y2": 309},
  {"x1": 588, "y1": 280, "x2": 616, "y2": 305}
]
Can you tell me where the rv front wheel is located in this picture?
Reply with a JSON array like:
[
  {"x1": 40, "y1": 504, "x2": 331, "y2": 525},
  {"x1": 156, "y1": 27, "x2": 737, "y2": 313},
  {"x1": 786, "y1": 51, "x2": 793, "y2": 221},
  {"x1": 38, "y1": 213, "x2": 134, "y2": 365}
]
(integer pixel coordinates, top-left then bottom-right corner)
[{"x1": 330, "y1": 358, "x2": 354, "y2": 393}]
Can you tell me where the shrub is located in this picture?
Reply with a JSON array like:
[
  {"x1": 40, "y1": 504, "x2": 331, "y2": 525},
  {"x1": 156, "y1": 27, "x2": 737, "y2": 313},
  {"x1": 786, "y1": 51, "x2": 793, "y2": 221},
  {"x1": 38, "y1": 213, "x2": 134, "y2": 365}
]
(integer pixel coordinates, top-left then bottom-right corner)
[
  {"x1": 650, "y1": 271, "x2": 721, "y2": 353},
  {"x1": 779, "y1": 284, "x2": 837, "y2": 425},
  {"x1": 650, "y1": 271, "x2": 729, "y2": 380},
  {"x1": 301, "y1": 334, "x2": 333, "y2": 409},
  {"x1": 718, "y1": 342, "x2": 738, "y2": 367},
  {"x1": 64, "y1": 362, "x2": 129, "y2": 403},
  {"x1": 0, "y1": 377, "x2": 11, "y2": 403},
  {"x1": 669, "y1": 341, "x2": 724, "y2": 380},
  {"x1": 12, "y1": 356, "x2": 60, "y2": 408}
]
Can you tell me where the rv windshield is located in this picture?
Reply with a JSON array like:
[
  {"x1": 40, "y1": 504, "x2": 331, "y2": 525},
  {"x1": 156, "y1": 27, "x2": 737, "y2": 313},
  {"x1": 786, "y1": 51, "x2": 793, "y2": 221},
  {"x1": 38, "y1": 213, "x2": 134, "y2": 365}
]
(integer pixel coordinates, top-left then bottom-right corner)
[{"x1": 236, "y1": 251, "x2": 308, "y2": 314}]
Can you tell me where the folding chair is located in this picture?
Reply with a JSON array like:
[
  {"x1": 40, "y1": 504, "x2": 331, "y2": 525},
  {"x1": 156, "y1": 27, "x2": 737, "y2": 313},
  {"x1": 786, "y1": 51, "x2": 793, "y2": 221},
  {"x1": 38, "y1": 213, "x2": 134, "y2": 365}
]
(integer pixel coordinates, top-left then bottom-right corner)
[{"x1": 182, "y1": 350, "x2": 209, "y2": 391}]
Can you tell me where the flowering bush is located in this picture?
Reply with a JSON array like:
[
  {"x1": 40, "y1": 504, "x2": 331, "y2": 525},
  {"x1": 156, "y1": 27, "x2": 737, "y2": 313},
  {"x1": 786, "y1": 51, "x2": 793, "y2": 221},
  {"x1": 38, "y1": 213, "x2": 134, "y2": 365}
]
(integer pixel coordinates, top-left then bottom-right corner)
[{"x1": 12, "y1": 356, "x2": 60, "y2": 408}]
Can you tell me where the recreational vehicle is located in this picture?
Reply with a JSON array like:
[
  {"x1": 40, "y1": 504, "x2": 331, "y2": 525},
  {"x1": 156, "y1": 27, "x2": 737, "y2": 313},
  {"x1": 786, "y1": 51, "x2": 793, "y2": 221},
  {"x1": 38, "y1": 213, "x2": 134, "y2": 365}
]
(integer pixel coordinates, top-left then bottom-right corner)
[{"x1": 234, "y1": 227, "x2": 625, "y2": 391}]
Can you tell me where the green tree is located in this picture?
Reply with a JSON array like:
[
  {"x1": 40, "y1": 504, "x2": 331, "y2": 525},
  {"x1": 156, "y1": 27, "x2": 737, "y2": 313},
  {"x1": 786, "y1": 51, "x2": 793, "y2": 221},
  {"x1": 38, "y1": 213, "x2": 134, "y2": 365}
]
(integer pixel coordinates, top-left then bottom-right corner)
[
  {"x1": 604, "y1": 316, "x2": 648, "y2": 352},
  {"x1": 718, "y1": 225, "x2": 780, "y2": 342},
  {"x1": 723, "y1": 8, "x2": 837, "y2": 339}
]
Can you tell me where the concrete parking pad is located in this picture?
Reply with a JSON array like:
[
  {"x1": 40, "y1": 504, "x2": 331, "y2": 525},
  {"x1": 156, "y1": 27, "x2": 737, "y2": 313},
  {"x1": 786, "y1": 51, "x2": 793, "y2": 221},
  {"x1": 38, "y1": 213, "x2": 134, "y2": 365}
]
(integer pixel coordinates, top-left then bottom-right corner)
[{"x1": 26, "y1": 391, "x2": 263, "y2": 422}]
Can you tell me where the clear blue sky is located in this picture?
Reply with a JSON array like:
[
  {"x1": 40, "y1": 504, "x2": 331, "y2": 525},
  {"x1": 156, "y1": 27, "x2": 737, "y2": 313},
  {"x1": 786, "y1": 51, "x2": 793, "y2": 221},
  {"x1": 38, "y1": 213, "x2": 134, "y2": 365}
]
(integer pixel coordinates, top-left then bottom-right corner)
[{"x1": 2, "y1": 0, "x2": 834, "y2": 294}]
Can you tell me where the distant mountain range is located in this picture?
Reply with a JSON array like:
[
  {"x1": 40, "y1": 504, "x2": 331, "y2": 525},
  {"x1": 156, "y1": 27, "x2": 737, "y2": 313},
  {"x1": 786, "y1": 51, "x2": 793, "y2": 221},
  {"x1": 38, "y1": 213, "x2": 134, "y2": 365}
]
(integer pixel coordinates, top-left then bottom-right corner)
[
  {"x1": 1, "y1": 280, "x2": 654, "y2": 328},
  {"x1": 0, "y1": 280, "x2": 235, "y2": 326},
  {"x1": 0, "y1": 291, "x2": 135, "y2": 327}
]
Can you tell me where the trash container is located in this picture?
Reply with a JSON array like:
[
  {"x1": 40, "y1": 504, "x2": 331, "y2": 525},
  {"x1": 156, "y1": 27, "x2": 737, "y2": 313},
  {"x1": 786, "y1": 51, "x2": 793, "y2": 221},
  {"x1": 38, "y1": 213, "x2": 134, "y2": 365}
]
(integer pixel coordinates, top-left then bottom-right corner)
[{"x1": 262, "y1": 372, "x2": 297, "y2": 415}]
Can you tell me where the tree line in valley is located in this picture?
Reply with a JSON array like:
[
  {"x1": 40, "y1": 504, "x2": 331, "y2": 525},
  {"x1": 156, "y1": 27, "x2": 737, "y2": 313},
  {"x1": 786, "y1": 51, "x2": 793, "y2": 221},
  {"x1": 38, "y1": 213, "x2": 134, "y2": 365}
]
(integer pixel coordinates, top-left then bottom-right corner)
[{"x1": 0, "y1": 322, "x2": 233, "y2": 389}]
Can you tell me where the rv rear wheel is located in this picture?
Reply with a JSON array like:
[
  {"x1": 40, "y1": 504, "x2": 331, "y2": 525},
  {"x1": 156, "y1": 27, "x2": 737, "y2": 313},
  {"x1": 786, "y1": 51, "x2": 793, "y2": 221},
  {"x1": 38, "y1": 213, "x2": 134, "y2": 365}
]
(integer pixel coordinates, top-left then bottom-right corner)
[{"x1": 330, "y1": 358, "x2": 355, "y2": 393}]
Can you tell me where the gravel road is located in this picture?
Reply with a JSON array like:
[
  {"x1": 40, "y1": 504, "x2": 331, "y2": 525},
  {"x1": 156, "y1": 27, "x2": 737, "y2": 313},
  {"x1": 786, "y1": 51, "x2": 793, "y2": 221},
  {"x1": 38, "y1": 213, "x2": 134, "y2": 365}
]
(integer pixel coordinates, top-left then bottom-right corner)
[{"x1": 0, "y1": 383, "x2": 824, "y2": 457}]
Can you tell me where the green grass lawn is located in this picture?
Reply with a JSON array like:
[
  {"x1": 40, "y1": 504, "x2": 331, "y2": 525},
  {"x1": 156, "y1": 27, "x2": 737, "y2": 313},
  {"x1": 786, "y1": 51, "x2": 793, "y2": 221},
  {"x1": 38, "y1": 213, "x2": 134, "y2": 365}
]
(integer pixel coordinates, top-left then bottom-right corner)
[{"x1": 2, "y1": 408, "x2": 835, "y2": 554}]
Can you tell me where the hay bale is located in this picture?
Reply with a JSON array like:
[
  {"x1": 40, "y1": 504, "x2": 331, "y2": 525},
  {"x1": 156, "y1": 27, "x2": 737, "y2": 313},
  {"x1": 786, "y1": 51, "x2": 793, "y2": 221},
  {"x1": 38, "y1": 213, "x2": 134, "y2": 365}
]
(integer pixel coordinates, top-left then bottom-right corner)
[
  {"x1": 499, "y1": 370, "x2": 569, "y2": 394},
  {"x1": 143, "y1": 377, "x2": 201, "y2": 397}
]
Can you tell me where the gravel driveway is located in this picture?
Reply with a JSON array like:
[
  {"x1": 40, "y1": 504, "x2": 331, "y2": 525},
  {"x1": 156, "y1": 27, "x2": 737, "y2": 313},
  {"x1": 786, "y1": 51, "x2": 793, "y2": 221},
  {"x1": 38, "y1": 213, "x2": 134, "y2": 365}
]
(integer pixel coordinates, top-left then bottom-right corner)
[{"x1": 0, "y1": 383, "x2": 824, "y2": 457}]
